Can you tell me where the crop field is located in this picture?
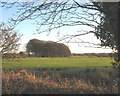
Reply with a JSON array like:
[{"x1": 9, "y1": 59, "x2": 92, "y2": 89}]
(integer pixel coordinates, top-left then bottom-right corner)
[{"x1": 2, "y1": 56, "x2": 118, "y2": 94}]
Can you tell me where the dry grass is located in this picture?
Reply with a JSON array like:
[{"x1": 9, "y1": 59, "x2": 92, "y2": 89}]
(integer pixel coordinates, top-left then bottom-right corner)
[{"x1": 2, "y1": 69, "x2": 118, "y2": 94}]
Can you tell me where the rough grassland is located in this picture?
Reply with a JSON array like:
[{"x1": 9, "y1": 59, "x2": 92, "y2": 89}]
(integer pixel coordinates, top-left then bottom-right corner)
[{"x1": 2, "y1": 70, "x2": 118, "y2": 94}]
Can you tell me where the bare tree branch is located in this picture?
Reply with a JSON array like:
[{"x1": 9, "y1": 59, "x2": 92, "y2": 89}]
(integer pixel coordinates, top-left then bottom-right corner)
[
  {"x1": 0, "y1": 23, "x2": 22, "y2": 53},
  {"x1": 1, "y1": 0, "x2": 116, "y2": 50}
]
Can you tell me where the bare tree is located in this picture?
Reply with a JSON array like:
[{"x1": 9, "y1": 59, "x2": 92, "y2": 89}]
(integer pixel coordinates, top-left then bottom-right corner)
[
  {"x1": 1, "y1": 1, "x2": 118, "y2": 47},
  {"x1": 0, "y1": 23, "x2": 22, "y2": 54},
  {"x1": 1, "y1": 1, "x2": 101, "y2": 36},
  {"x1": 1, "y1": 0, "x2": 119, "y2": 60}
]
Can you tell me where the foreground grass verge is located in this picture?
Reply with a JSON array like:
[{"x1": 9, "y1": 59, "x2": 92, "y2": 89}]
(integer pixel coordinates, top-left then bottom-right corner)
[{"x1": 2, "y1": 69, "x2": 118, "y2": 94}]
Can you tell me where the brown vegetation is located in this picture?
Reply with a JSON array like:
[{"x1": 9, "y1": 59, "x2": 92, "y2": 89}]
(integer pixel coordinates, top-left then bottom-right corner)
[
  {"x1": 2, "y1": 53, "x2": 20, "y2": 59},
  {"x1": 2, "y1": 69, "x2": 118, "y2": 94},
  {"x1": 2, "y1": 52, "x2": 27, "y2": 59}
]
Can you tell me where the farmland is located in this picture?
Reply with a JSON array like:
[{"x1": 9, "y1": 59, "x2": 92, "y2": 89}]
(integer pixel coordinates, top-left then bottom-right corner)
[
  {"x1": 2, "y1": 56, "x2": 118, "y2": 94},
  {"x1": 2, "y1": 56, "x2": 114, "y2": 71}
]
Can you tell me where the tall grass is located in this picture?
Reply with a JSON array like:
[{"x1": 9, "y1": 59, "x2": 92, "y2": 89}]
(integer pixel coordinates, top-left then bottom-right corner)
[{"x1": 2, "y1": 69, "x2": 118, "y2": 94}]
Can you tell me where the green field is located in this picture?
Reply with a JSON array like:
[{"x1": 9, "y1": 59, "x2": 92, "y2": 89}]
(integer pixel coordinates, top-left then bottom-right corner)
[
  {"x1": 2, "y1": 56, "x2": 118, "y2": 94},
  {"x1": 2, "y1": 56, "x2": 114, "y2": 72}
]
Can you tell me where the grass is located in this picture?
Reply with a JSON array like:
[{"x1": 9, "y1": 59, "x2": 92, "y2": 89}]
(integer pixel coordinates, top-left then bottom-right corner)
[
  {"x1": 2, "y1": 56, "x2": 118, "y2": 94},
  {"x1": 2, "y1": 56, "x2": 114, "y2": 70}
]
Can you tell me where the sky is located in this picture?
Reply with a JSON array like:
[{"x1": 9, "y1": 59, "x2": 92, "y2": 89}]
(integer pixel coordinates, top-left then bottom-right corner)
[{"x1": 0, "y1": 1, "x2": 113, "y2": 53}]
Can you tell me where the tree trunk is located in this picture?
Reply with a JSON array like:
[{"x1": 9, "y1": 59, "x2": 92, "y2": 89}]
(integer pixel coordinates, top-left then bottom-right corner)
[
  {"x1": 118, "y1": 2, "x2": 120, "y2": 95},
  {"x1": 118, "y1": 2, "x2": 120, "y2": 62}
]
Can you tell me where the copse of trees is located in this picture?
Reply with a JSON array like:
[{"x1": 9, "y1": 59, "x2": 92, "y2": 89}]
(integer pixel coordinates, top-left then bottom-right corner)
[{"x1": 26, "y1": 39, "x2": 71, "y2": 57}]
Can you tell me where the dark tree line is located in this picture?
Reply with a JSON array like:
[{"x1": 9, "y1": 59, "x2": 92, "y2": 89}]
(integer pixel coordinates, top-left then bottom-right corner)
[{"x1": 26, "y1": 39, "x2": 71, "y2": 57}]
